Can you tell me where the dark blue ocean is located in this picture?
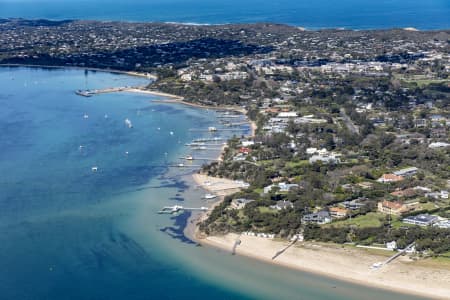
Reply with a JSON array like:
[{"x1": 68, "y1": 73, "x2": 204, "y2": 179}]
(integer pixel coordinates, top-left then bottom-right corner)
[
  {"x1": 0, "y1": 67, "x2": 431, "y2": 300},
  {"x1": 0, "y1": 0, "x2": 449, "y2": 29}
]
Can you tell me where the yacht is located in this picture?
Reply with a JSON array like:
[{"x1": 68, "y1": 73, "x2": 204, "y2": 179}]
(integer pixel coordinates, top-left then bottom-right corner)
[{"x1": 125, "y1": 118, "x2": 133, "y2": 128}]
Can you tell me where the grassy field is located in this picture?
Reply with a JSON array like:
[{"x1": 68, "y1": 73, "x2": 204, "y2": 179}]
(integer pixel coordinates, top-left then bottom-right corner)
[
  {"x1": 395, "y1": 74, "x2": 449, "y2": 87},
  {"x1": 324, "y1": 212, "x2": 388, "y2": 228},
  {"x1": 286, "y1": 160, "x2": 310, "y2": 168},
  {"x1": 258, "y1": 206, "x2": 278, "y2": 214}
]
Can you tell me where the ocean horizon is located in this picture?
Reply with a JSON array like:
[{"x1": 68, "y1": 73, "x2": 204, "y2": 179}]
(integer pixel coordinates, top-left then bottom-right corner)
[{"x1": 0, "y1": 0, "x2": 449, "y2": 30}]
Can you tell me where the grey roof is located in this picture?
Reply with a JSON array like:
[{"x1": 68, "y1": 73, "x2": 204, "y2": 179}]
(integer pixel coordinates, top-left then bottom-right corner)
[{"x1": 403, "y1": 214, "x2": 438, "y2": 223}]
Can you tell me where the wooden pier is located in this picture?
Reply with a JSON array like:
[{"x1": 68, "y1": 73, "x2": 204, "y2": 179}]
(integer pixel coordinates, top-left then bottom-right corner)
[
  {"x1": 74, "y1": 85, "x2": 146, "y2": 97},
  {"x1": 158, "y1": 205, "x2": 209, "y2": 214},
  {"x1": 371, "y1": 242, "x2": 415, "y2": 270}
]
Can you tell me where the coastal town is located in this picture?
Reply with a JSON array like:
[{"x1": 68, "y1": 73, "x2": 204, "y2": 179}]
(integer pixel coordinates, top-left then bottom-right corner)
[{"x1": 1, "y1": 18, "x2": 449, "y2": 298}]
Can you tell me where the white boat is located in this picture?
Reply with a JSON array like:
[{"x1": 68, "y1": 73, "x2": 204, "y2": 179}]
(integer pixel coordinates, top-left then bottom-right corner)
[
  {"x1": 208, "y1": 126, "x2": 217, "y2": 132},
  {"x1": 91, "y1": 166, "x2": 98, "y2": 172},
  {"x1": 125, "y1": 118, "x2": 133, "y2": 128},
  {"x1": 83, "y1": 113, "x2": 89, "y2": 119},
  {"x1": 203, "y1": 194, "x2": 217, "y2": 200},
  {"x1": 185, "y1": 155, "x2": 193, "y2": 160},
  {"x1": 370, "y1": 262, "x2": 383, "y2": 270}
]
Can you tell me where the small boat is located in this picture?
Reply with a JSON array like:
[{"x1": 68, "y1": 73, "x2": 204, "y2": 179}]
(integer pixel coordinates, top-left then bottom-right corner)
[
  {"x1": 170, "y1": 131, "x2": 174, "y2": 135},
  {"x1": 208, "y1": 126, "x2": 217, "y2": 132},
  {"x1": 75, "y1": 90, "x2": 93, "y2": 97},
  {"x1": 83, "y1": 113, "x2": 89, "y2": 119},
  {"x1": 91, "y1": 166, "x2": 98, "y2": 172},
  {"x1": 370, "y1": 262, "x2": 383, "y2": 270},
  {"x1": 125, "y1": 118, "x2": 133, "y2": 128},
  {"x1": 203, "y1": 194, "x2": 217, "y2": 200},
  {"x1": 185, "y1": 155, "x2": 193, "y2": 160}
]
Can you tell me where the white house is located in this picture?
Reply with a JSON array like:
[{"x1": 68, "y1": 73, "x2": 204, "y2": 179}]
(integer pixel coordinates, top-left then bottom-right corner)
[
  {"x1": 241, "y1": 140, "x2": 255, "y2": 147},
  {"x1": 277, "y1": 112, "x2": 298, "y2": 118},
  {"x1": 263, "y1": 182, "x2": 299, "y2": 194}
]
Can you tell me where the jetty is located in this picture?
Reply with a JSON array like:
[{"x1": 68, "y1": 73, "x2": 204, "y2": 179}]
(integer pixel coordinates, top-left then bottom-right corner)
[
  {"x1": 217, "y1": 115, "x2": 241, "y2": 119},
  {"x1": 169, "y1": 163, "x2": 201, "y2": 168},
  {"x1": 74, "y1": 85, "x2": 146, "y2": 97},
  {"x1": 371, "y1": 242, "x2": 416, "y2": 270},
  {"x1": 158, "y1": 205, "x2": 209, "y2": 214},
  {"x1": 179, "y1": 156, "x2": 218, "y2": 161},
  {"x1": 231, "y1": 235, "x2": 242, "y2": 255},
  {"x1": 192, "y1": 137, "x2": 223, "y2": 142},
  {"x1": 189, "y1": 128, "x2": 243, "y2": 132},
  {"x1": 272, "y1": 236, "x2": 299, "y2": 260}
]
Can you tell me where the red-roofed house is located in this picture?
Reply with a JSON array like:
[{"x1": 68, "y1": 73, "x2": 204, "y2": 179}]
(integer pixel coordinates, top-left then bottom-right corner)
[
  {"x1": 377, "y1": 174, "x2": 404, "y2": 183},
  {"x1": 239, "y1": 147, "x2": 252, "y2": 154},
  {"x1": 377, "y1": 200, "x2": 411, "y2": 216},
  {"x1": 329, "y1": 207, "x2": 349, "y2": 219}
]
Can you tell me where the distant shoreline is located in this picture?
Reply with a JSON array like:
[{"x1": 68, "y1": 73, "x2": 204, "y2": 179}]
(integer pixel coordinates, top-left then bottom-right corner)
[{"x1": 2, "y1": 18, "x2": 450, "y2": 31}]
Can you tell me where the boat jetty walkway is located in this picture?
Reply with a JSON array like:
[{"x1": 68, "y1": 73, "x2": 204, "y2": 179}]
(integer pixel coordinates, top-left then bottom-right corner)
[
  {"x1": 75, "y1": 85, "x2": 146, "y2": 97},
  {"x1": 158, "y1": 205, "x2": 209, "y2": 214},
  {"x1": 370, "y1": 242, "x2": 416, "y2": 270}
]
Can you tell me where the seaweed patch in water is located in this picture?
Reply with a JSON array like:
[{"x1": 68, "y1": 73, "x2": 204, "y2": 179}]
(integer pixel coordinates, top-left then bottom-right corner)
[{"x1": 159, "y1": 211, "x2": 196, "y2": 245}]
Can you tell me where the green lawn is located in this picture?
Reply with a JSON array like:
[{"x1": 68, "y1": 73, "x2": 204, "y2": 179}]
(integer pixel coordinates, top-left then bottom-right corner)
[
  {"x1": 324, "y1": 212, "x2": 388, "y2": 228},
  {"x1": 419, "y1": 202, "x2": 438, "y2": 211},
  {"x1": 286, "y1": 160, "x2": 310, "y2": 168},
  {"x1": 258, "y1": 206, "x2": 278, "y2": 214}
]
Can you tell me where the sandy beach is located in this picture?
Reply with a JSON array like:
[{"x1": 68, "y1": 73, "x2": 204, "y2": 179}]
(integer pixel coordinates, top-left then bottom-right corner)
[
  {"x1": 190, "y1": 167, "x2": 449, "y2": 300},
  {"x1": 199, "y1": 234, "x2": 450, "y2": 299},
  {"x1": 192, "y1": 173, "x2": 244, "y2": 197}
]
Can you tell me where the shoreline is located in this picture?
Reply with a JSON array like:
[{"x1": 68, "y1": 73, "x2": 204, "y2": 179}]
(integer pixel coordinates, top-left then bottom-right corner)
[
  {"x1": 187, "y1": 136, "x2": 449, "y2": 300},
  {"x1": 4, "y1": 62, "x2": 448, "y2": 299},
  {"x1": 197, "y1": 233, "x2": 450, "y2": 300},
  {"x1": 0, "y1": 63, "x2": 157, "y2": 79},
  {"x1": 0, "y1": 63, "x2": 257, "y2": 137}
]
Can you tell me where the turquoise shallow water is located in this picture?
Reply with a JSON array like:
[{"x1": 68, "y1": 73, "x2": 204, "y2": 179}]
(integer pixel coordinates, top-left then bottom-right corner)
[
  {"x1": 0, "y1": 0, "x2": 449, "y2": 29},
  {"x1": 0, "y1": 67, "x2": 429, "y2": 300}
]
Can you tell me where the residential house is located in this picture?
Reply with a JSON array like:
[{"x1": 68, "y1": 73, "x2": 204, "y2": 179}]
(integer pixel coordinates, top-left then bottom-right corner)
[
  {"x1": 377, "y1": 200, "x2": 412, "y2": 216},
  {"x1": 241, "y1": 140, "x2": 255, "y2": 147},
  {"x1": 309, "y1": 154, "x2": 340, "y2": 164},
  {"x1": 429, "y1": 142, "x2": 450, "y2": 148},
  {"x1": 277, "y1": 112, "x2": 298, "y2": 118},
  {"x1": 263, "y1": 182, "x2": 299, "y2": 194},
  {"x1": 341, "y1": 199, "x2": 366, "y2": 210},
  {"x1": 302, "y1": 211, "x2": 332, "y2": 224},
  {"x1": 377, "y1": 174, "x2": 404, "y2": 183},
  {"x1": 329, "y1": 207, "x2": 349, "y2": 219},
  {"x1": 390, "y1": 188, "x2": 417, "y2": 198},
  {"x1": 393, "y1": 167, "x2": 418, "y2": 177},
  {"x1": 230, "y1": 198, "x2": 255, "y2": 210},
  {"x1": 402, "y1": 214, "x2": 438, "y2": 226},
  {"x1": 238, "y1": 147, "x2": 252, "y2": 154},
  {"x1": 434, "y1": 219, "x2": 450, "y2": 229},
  {"x1": 270, "y1": 200, "x2": 294, "y2": 210}
]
